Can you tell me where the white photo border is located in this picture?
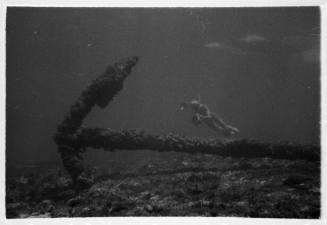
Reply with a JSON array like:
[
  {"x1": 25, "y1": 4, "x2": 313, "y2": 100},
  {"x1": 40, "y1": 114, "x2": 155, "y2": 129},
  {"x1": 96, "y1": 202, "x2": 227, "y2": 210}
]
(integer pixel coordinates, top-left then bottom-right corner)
[{"x1": 0, "y1": 1, "x2": 326, "y2": 225}]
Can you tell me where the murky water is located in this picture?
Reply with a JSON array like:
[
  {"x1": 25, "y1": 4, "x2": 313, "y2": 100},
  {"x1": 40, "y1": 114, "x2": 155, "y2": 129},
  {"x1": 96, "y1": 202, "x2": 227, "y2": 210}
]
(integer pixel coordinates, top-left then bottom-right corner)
[{"x1": 6, "y1": 7, "x2": 320, "y2": 165}]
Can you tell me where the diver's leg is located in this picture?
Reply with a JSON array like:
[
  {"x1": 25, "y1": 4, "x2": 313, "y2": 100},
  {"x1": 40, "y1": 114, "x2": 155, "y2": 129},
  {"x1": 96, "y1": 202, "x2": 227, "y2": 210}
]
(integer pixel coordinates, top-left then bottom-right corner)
[
  {"x1": 210, "y1": 113, "x2": 229, "y2": 129},
  {"x1": 204, "y1": 118, "x2": 236, "y2": 138},
  {"x1": 226, "y1": 125, "x2": 240, "y2": 134},
  {"x1": 203, "y1": 118, "x2": 229, "y2": 136},
  {"x1": 211, "y1": 113, "x2": 239, "y2": 135}
]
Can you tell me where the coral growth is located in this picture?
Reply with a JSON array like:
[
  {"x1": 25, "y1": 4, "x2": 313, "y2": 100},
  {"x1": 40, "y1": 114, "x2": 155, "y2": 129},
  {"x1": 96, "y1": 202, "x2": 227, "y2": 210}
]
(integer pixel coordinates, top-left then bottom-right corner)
[{"x1": 6, "y1": 153, "x2": 320, "y2": 218}]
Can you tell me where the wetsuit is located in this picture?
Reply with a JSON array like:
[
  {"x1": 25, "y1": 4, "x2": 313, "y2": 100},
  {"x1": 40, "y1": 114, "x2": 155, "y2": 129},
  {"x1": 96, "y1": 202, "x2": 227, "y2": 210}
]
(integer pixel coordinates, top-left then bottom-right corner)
[{"x1": 191, "y1": 103, "x2": 239, "y2": 137}]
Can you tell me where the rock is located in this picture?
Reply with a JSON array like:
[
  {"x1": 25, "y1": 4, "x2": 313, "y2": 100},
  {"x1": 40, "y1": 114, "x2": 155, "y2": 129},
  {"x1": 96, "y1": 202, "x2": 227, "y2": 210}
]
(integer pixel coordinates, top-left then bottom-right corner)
[
  {"x1": 37, "y1": 182, "x2": 53, "y2": 197},
  {"x1": 18, "y1": 213, "x2": 29, "y2": 218},
  {"x1": 309, "y1": 187, "x2": 320, "y2": 194},
  {"x1": 28, "y1": 212, "x2": 51, "y2": 218},
  {"x1": 7, "y1": 202, "x2": 27, "y2": 211},
  {"x1": 7, "y1": 202, "x2": 29, "y2": 218},
  {"x1": 67, "y1": 196, "x2": 85, "y2": 207},
  {"x1": 237, "y1": 161, "x2": 253, "y2": 169},
  {"x1": 261, "y1": 210, "x2": 270, "y2": 216},
  {"x1": 81, "y1": 207, "x2": 92, "y2": 216},
  {"x1": 181, "y1": 161, "x2": 189, "y2": 166},
  {"x1": 236, "y1": 201, "x2": 248, "y2": 207},
  {"x1": 109, "y1": 201, "x2": 128, "y2": 214},
  {"x1": 139, "y1": 191, "x2": 151, "y2": 200},
  {"x1": 283, "y1": 175, "x2": 312, "y2": 187},
  {"x1": 173, "y1": 188, "x2": 186, "y2": 199},
  {"x1": 54, "y1": 211, "x2": 70, "y2": 217},
  {"x1": 56, "y1": 176, "x2": 73, "y2": 189},
  {"x1": 269, "y1": 191, "x2": 289, "y2": 199},
  {"x1": 16, "y1": 176, "x2": 29, "y2": 185},
  {"x1": 75, "y1": 175, "x2": 94, "y2": 190},
  {"x1": 296, "y1": 182, "x2": 311, "y2": 190},
  {"x1": 200, "y1": 200, "x2": 211, "y2": 207},
  {"x1": 287, "y1": 188, "x2": 295, "y2": 192},
  {"x1": 126, "y1": 206, "x2": 150, "y2": 216},
  {"x1": 55, "y1": 189, "x2": 75, "y2": 200},
  {"x1": 144, "y1": 204, "x2": 153, "y2": 212},
  {"x1": 34, "y1": 173, "x2": 73, "y2": 200},
  {"x1": 88, "y1": 187, "x2": 106, "y2": 198},
  {"x1": 210, "y1": 211, "x2": 218, "y2": 216},
  {"x1": 300, "y1": 206, "x2": 310, "y2": 212},
  {"x1": 150, "y1": 195, "x2": 160, "y2": 202},
  {"x1": 69, "y1": 207, "x2": 77, "y2": 216},
  {"x1": 94, "y1": 205, "x2": 109, "y2": 215},
  {"x1": 38, "y1": 199, "x2": 55, "y2": 213}
]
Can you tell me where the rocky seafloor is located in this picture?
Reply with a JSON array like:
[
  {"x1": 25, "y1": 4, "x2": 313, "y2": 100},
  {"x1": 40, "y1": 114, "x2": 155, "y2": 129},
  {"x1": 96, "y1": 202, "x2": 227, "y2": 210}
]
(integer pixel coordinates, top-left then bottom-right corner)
[{"x1": 6, "y1": 150, "x2": 320, "y2": 218}]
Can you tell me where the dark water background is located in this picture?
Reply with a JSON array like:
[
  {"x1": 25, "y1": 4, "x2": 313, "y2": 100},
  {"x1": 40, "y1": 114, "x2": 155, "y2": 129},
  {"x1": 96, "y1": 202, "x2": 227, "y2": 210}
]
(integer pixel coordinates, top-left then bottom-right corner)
[{"x1": 6, "y1": 7, "x2": 320, "y2": 165}]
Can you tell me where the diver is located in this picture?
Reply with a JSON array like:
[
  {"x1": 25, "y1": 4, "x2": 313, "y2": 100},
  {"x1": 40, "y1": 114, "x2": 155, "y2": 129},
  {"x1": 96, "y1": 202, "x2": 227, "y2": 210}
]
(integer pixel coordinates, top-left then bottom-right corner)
[{"x1": 180, "y1": 99, "x2": 239, "y2": 138}]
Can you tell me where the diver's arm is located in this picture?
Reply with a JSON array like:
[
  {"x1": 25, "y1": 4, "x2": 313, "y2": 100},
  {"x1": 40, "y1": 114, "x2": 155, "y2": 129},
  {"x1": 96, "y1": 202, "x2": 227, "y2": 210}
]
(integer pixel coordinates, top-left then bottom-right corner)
[
  {"x1": 202, "y1": 104, "x2": 211, "y2": 117},
  {"x1": 192, "y1": 113, "x2": 202, "y2": 126}
]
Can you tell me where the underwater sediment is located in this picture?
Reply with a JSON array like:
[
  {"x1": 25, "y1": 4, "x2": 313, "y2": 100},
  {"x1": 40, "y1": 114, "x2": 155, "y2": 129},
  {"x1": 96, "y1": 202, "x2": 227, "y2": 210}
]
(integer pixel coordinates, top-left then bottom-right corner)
[{"x1": 6, "y1": 154, "x2": 320, "y2": 218}]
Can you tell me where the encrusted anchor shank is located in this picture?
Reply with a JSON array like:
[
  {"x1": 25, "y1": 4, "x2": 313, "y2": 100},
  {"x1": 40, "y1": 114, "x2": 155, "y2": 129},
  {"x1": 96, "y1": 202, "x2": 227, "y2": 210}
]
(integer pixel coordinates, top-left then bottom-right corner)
[
  {"x1": 54, "y1": 56, "x2": 138, "y2": 186},
  {"x1": 76, "y1": 128, "x2": 320, "y2": 162}
]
